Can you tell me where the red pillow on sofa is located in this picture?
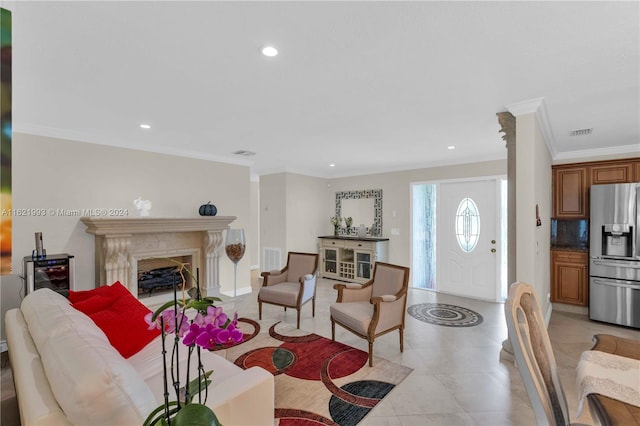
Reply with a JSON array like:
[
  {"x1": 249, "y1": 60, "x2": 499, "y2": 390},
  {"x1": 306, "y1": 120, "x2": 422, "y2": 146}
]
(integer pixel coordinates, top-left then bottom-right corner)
[
  {"x1": 71, "y1": 282, "x2": 160, "y2": 358},
  {"x1": 68, "y1": 281, "x2": 128, "y2": 303}
]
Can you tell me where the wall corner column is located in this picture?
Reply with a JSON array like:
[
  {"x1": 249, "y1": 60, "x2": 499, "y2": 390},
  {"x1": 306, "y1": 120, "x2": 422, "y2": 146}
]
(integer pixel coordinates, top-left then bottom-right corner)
[
  {"x1": 497, "y1": 111, "x2": 517, "y2": 286},
  {"x1": 497, "y1": 111, "x2": 516, "y2": 361}
]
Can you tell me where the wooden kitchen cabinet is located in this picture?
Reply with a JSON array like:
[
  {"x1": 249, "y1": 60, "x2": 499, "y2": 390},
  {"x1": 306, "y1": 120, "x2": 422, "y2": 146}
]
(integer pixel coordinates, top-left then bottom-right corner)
[
  {"x1": 634, "y1": 161, "x2": 640, "y2": 182},
  {"x1": 553, "y1": 166, "x2": 588, "y2": 218},
  {"x1": 590, "y1": 163, "x2": 634, "y2": 184},
  {"x1": 551, "y1": 250, "x2": 588, "y2": 306}
]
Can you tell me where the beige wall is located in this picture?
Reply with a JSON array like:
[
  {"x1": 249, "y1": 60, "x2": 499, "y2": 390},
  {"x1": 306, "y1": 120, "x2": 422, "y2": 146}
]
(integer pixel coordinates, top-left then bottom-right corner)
[
  {"x1": 1, "y1": 133, "x2": 252, "y2": 342},
  {"x1": 249, "y1": 179, "x2": 260, "y2": 268},
  {"x1": 285, "y1": 173, "x2": 329, "y2": 254},
  {"x1": 328, "y1": 160, "x2": 507, "y2": 271},
  {"x1": 259, "y1": 173, "x2": 328, "y2": 269},
  {"x1": 515, "y1": 114, "x2": 552, "y2": 316},
  {"x1": 260, "y1": 173, "x2": 287, "y2": 268}
]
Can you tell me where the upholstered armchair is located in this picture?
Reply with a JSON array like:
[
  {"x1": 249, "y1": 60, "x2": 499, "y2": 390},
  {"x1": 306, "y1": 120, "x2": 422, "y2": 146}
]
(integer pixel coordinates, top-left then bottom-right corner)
[
  {"x1": 330, "y1": 262, "x2": 410, "y2": 367},
  {"x1": 258, "y1": 252, "x2": 319, "y2": 329}
]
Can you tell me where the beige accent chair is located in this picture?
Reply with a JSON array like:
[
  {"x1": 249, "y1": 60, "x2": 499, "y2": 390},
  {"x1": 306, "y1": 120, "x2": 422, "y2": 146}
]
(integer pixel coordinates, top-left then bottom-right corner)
[
  {"x1": 258, "y1": 252, "x2": 319, "y2": 329},
  {"x1": 505, "y1": 282, "x2": 583, "y2": 426},
  {"x1": 330, "y1": 262, "x2": 410, "y2": 367}
]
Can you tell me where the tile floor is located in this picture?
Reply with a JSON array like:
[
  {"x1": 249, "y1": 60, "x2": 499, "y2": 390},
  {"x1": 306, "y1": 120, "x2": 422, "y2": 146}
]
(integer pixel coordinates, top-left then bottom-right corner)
[{"x1": 1, "y1": 277, "x2": 638, "y2": 426}]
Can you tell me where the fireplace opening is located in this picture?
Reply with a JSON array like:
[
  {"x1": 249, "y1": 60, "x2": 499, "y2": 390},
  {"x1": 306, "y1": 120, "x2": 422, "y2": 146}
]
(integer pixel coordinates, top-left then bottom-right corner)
[{"x1": 137, "y1": 256, "x2": 193, "y2": 299}]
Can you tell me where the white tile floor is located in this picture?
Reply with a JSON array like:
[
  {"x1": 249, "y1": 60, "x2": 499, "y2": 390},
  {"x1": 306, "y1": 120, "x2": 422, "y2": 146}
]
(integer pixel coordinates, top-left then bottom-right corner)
[{"x1": 1, "y1": 277, "x2": 638, "y2": 426}]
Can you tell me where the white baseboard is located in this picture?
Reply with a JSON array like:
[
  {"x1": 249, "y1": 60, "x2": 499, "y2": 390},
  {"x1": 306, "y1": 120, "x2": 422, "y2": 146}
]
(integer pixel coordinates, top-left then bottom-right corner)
[
  {"x1": 545, "y1": 303, "x2": 553, "y2": 326},
  {"x1": 1, "y1": 340, "x2": 7, "y2": 353},
  {"x1": 221, "y1": 286, "x2": 253, "y2": 298}
]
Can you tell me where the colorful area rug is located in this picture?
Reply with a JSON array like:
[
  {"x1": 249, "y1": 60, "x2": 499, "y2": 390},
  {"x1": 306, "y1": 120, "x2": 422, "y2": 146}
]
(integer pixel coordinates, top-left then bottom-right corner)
[
  {"x1": 407, "y1": 303, "x2": 483, "y2": 327},
  {"x1": 221, "y1": 320, "x2": 413, "y2": 425}
]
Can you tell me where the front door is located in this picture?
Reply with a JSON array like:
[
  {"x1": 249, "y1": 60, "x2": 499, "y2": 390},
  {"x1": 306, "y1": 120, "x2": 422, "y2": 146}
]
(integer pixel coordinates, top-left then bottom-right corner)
[{"x1": 437, "y1": 179, "x2": 500, "y2": 301}]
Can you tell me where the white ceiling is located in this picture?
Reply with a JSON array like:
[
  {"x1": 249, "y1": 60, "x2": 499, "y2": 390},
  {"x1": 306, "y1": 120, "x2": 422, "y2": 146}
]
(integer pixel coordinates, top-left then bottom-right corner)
[{"x1": 7, "y1": 1, "x2": 640, "y2": 178}]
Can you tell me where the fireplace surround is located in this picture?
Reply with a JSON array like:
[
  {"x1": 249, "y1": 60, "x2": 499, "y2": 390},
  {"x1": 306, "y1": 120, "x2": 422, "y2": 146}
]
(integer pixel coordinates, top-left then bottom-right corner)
[{"x1": 81, "y1": 217, "x2": 235, "y2": 305}]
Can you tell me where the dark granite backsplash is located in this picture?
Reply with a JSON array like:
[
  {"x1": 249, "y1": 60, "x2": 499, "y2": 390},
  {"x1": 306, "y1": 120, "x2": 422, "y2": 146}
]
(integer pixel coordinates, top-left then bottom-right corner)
[{"x1": 551, "y1": 219, "x2": 589, "y2": 249}]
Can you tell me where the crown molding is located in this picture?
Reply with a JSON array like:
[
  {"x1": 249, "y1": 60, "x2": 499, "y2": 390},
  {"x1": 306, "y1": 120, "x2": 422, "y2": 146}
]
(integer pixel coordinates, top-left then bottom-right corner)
[
  {"x1": 505, "y1": 97, "x2": 545, "y2": 116},
  {"x1": 553, "y1": 144, "x2": 640, "y2": 162},
  {"x1": 13, "y1": 123, "x2": 254, "y2": 167},
  {"x1": 505, "y1": 97, "x2": 558, "y2": 158}
]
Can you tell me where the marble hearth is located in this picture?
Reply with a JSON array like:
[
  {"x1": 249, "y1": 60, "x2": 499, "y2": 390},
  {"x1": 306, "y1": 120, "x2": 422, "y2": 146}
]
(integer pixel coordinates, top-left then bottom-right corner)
[{"x1": 81, "y1": 217, "x2": 235, "y2": 305}]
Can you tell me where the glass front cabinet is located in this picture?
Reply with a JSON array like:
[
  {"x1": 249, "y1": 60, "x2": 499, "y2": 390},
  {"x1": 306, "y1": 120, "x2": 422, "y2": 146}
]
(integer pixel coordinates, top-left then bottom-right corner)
[
  {"x1": 318, "y1": 237, "x2": 389, "y2": 284},
  {"x1": 322, "y1": 247, "x2": 339, "y2": 278}
]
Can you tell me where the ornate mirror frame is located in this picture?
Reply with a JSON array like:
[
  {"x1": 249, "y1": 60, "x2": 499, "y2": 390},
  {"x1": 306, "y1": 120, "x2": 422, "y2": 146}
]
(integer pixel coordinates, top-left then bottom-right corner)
[{"x1": 335, "y1": 189, "x2": 383, "y2": 237}]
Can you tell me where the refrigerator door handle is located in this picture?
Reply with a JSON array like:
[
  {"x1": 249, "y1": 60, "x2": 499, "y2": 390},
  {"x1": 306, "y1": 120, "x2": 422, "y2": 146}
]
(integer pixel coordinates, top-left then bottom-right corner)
[
  {"x1": 592, "y1": 260, "x2": 640, "y2": 269},
  {"x1": 592, "y1": 278, "x2": 640, "y2": 289}
]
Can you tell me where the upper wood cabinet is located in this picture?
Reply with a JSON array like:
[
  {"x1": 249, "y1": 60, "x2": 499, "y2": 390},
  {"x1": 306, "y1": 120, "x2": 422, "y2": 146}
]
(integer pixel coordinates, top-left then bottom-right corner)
[
  {"x1": 552, "y1": 158, "x2": 640, "y2": 219},
  {"x1": 553, "y1": 166, "x2": 588, "y2": 218},
  {"x1": 590, "y1": 163, "x2": 634, "y2": 184}
]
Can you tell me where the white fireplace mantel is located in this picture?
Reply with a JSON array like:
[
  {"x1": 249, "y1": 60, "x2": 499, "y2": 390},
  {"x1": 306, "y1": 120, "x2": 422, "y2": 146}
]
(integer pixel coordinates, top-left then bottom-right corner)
[{"x1": 81, "y1": 217, "x2": 236, "y2": 300}]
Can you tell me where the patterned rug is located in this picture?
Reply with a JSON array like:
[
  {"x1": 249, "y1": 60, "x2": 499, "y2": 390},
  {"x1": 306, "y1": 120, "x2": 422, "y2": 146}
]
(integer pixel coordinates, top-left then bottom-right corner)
[
  {"x1": 221, "y1": 320, "x2": 413, "y2": 425},
  {"x1": 407, "y1": 303, "x2": 483, "y2": 327}
]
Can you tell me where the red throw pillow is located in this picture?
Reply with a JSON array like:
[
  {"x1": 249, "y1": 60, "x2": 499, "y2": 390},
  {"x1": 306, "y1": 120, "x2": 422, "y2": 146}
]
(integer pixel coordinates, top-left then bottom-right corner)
[
  {"x1": 71, "y1": 294, "x2": 114, "y2": 315},
  {"x1": 68, "y1": 281, "x2": 127, "y2": 303},
  {"x1": 71, "y1": 282, "x2": 160, "y2": 358}
]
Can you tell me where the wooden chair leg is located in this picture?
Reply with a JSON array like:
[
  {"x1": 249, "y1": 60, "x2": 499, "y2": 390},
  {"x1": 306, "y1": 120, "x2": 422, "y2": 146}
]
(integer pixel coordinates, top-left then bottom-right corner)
[
  {"x1": 400, "y1": 328, "x2": 404, "y2": 352},
  {"x1": 331, "y1": 319, "x2": 335, "y2": 341},
  {"x1": 284, "y1": 307, "x2": 287, "y2": 312},
  {"x1": 368, "y1": 341, "x2": 374, "y2": 367},
  {"x1": 258, "y1": 301, "x2": 262, "y2": 320},
  {"x1": 296, "y1": 310, "x2": 300, "y2": 329},
  {"x1": 312, "y1": 296, "x2": 316, "y2": 317}
]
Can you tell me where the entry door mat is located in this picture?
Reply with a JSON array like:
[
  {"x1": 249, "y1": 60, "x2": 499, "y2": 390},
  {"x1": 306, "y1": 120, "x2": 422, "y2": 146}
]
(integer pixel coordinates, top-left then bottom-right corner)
[
  {"x1": 407, "y1": 303, "x2": 484, "y2": 327},
  {"x1": 222, "y1": 321, "x2": 413, "y2": 425}
]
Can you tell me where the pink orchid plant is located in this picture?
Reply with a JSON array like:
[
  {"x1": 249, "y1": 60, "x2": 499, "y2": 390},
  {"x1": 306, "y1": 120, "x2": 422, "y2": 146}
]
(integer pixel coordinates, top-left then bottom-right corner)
[
  {"x1": 145, "y1": 305, "x2": 244, "y2": 351},
  {"x1": 142, "y1": 262, "x2": 243, "y2": 426}
]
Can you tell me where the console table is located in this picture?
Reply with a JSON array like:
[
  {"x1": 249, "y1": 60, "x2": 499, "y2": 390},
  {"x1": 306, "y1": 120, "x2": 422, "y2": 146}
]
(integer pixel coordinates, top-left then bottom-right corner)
[{"x1": 318, "y1": 236, "x2": 389, "y2": 284}]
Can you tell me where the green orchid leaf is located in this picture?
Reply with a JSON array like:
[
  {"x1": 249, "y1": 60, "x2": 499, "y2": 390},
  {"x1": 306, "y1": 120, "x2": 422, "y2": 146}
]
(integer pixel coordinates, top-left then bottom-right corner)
[
  {"x1": 172, "y1": 404, "x2": 221, "y2": 426},
  {"x1": 142, "y1": 402, "x2": 180, "y2": 426},
  {"x1": 185, "y1": 371, "x2": 213, "y2": 402},
  {"x1": 185, "y1": 300, "x2": 215, "y2": 312},
  {"x1": 202, "y1": 296, "x2": 222, "y2": 303}
]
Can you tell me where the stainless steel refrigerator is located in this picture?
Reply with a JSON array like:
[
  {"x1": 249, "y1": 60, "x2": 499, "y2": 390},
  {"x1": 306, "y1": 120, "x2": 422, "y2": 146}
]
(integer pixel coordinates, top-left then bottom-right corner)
[{"x1": 589, "y1": 183, "x2": 640, "y2": 328}]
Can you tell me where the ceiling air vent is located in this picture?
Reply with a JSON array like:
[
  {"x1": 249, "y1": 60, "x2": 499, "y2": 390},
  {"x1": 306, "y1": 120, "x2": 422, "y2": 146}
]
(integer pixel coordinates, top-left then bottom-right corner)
[
  {"x1": 569, "y1": 128, "x2": 593, "y2": 137},
  {"x1": 233, "y1": 150, "x2": 256, "y2": 157}
]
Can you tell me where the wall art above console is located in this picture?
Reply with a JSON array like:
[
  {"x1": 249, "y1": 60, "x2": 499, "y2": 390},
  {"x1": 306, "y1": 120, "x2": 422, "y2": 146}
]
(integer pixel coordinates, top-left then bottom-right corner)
[{"x1": 335, "y1": 189, "x2": 382, "y2": 237}]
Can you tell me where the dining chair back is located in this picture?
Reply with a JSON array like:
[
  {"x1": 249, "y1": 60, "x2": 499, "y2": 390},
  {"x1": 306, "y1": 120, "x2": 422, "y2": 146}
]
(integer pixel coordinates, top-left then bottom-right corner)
[{"x1": 505, "y1": 282, "x2": 571, "y2": 426}]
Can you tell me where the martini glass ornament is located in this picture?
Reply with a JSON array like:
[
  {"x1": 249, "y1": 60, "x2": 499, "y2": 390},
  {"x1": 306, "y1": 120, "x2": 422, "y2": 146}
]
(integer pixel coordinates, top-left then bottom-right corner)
[{"x1": 225, "y1": 229, "x2": 246, "y2": 297}]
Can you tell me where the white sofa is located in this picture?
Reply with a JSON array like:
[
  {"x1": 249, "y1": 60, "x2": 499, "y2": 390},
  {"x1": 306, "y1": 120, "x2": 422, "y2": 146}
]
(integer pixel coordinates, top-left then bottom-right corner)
[{"x1": 5, "y1": 288, "x2": 274, "y2": 425}]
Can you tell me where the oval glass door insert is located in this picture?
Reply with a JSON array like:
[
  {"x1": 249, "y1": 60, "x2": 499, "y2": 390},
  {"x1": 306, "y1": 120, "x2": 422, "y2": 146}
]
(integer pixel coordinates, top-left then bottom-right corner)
[{"x1": 455, "y1": 198, "x2": 480, "y2": 253}]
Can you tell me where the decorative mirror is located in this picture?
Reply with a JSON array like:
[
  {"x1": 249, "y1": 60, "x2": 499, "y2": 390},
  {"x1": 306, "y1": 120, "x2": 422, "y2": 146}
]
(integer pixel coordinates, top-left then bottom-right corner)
[{"x1": 335, "y1": 189, "x2": 382, "y2": 236}]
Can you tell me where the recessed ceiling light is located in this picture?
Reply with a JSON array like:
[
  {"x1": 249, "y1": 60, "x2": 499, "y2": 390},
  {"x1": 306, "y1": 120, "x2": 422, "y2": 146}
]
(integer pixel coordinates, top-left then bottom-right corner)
[
  {"x1": 329, "y1": 164, "x2": 335, "y2": 167},
  {"x1": 447, "y1": 146, "x2": 455, "y2": 150},
  {"x1": 233, "y1": 150, "x2": 256, "y2": 157},
  {"x1": 261, "y1": 46, "x2": 278, "y2": 57},
  {"x1": 139, "y1": 124, "x2": 151, "y2": 129}
]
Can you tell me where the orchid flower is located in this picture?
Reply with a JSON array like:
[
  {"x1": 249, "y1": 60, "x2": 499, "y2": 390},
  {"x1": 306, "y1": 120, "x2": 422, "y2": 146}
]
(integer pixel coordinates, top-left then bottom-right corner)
[
  {"x1": 214, "y1": 322, "x2": 243, "y2": 345},
  {"x1": 203, "y1": 306, "x2": 228, "y2": 328},
  {"x1": 195, "y1": 324, "x2": 223, "y2": 350}
]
